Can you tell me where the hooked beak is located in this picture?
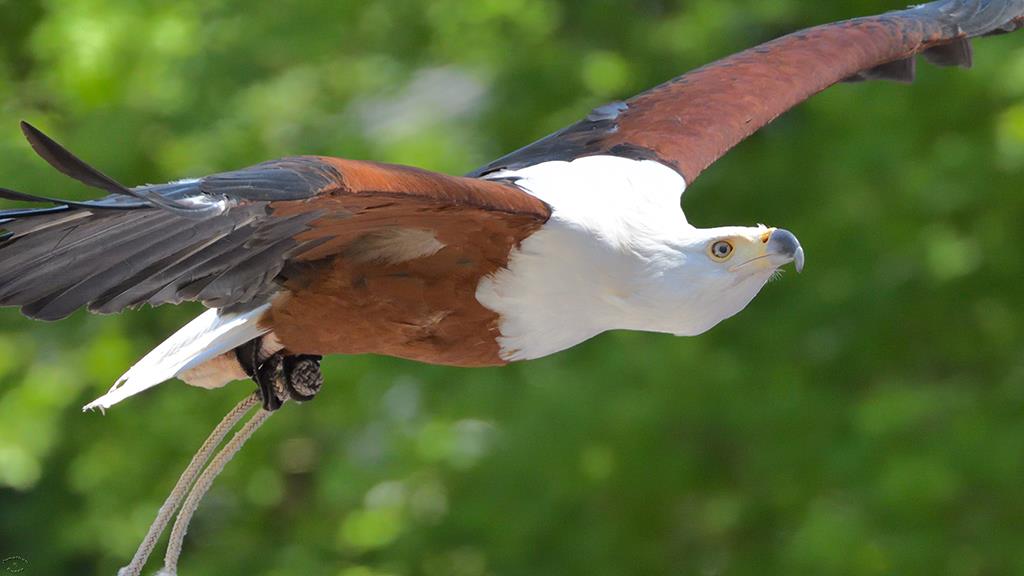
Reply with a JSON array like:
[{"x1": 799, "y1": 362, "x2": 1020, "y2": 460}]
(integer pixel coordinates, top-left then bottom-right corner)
[{"x1": 766, "y1": 228, "x2": 804, "y2": 273}]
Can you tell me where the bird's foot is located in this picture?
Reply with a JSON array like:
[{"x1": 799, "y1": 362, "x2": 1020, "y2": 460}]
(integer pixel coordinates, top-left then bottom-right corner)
[
  {"x1": 236, "y1": 338, "x2": 323, "y2": 411},
  {"x1": 255, "y1": 353, "x2": 324, "y2": 411}
]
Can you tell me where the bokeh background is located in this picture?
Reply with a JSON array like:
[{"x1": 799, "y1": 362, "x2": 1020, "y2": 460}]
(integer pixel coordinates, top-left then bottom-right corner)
[{"x1": 1, "y1": 0, "x2": 1023, "y2": 574}]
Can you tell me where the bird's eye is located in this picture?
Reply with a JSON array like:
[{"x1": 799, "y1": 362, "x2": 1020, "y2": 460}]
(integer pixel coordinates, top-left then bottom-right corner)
[{"x1": 709, "y1": 240, "x2": 734, "y2": 261}]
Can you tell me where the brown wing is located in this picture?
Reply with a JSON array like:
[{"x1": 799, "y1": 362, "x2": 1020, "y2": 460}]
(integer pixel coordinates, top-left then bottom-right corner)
[
  {"x1": 470, "y1": 0, "x2": 1024, "y2": 183},
  {"x1": 0, "y1": 123, "x2": 549, "y2": 321}
]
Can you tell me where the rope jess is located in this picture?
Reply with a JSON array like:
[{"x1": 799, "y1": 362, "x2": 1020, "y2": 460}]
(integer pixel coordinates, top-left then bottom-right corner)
[
  {"x1": 115, "y1": 340, "x2": 325, "y2": 575},
  {"x1": 161, "y1": 407, "x2": 273, "y2": 575},
  {"x1": 117, "y1": 392, "x2": 261, "y2": 576}
]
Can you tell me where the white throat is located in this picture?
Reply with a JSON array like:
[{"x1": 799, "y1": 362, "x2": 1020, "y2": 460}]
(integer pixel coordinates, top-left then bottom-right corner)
[{"x1": 476, "y1": 155, "x2": 732, "y2": 361}]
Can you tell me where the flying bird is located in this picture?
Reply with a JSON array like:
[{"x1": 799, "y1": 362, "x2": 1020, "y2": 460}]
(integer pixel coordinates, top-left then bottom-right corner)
[{"x1": 1, "y1": 0, "x2": 1022, "y2": 572}]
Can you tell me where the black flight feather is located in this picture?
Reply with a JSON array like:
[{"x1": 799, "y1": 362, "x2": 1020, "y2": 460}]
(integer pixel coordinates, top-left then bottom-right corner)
[
  {"x1": 0, "y1": 126, "x2": 341, "y2": 319},
  {"x1": 19, "y1": 122, "x2": 217, "y2": 218}
]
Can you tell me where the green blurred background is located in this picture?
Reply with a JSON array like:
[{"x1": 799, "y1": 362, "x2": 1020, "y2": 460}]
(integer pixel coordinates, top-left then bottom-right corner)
[{"x1": 1, "y1": 0, "x2": 1023, "y2": 574}]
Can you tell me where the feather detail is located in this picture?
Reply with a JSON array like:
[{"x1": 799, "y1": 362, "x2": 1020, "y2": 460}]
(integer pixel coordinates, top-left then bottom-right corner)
[{"x1": 83, "y1": 305, "x2": 270, "y2": 412}]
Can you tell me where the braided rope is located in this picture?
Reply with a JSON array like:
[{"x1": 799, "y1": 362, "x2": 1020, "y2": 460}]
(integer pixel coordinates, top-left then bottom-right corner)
[
  {"x1": 117, "y1": 349, "x2": 321, "y2": 574},
  {"x1": 160, "y1": 406, "x2": 274, "y2": 574},
  {"x1": 117, "y1": 392, "x2": 260, "y2": 576}
]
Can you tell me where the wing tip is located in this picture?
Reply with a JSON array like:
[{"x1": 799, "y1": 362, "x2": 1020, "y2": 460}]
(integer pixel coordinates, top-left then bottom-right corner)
[
  {"x1": 12, "y1": 121, "x2": 222, "y2": 219},
  {"x1": 922, "y1": 38, "x2": 974, "y2": 68},
  {"x1": 19, "y1": 119, "x2": 43, "y2": 143}
]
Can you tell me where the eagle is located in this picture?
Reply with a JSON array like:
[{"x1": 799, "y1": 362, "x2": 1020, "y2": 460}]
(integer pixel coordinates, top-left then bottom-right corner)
[
  {"x1": 9, "y1": 0, "x2": 1016, "y2": 412},
  {"x1": 1, "y1": 0, "x2": 1022, "y2": 572}
]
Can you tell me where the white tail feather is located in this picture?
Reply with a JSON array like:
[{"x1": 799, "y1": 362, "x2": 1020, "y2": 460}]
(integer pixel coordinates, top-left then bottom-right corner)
[{"x1": 83, "y1": 305, "x2": 271, "y2": 412}]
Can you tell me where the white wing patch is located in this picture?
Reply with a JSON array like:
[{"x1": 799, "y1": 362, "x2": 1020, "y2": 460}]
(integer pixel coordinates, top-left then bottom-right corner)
[{"x1": 82, "y1": 305, "x2": 271, "y2": 411}]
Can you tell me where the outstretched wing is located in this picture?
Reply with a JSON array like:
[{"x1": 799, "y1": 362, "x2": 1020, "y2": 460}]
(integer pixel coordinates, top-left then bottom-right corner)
[
  {"x1": 0, "y1": 122, "x2": 549, "y2": 321},
  {"x1": 470, "y1": 0, "x2": 1024, "y2": 183}
]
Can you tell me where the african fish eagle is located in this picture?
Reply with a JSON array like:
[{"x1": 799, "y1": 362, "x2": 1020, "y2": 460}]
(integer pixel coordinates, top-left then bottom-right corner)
[
  {"x1": 1, "y1": 0, "x2": 1022, "y2": 570},
  {"x1": 6, "y1": 0, "x2": 1014, "y2": 411}
]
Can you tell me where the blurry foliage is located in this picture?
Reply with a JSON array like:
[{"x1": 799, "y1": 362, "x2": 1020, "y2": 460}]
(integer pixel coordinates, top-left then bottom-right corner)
[{"x1": 1, "y1": 0, "x2": 1024, "y2": 574}]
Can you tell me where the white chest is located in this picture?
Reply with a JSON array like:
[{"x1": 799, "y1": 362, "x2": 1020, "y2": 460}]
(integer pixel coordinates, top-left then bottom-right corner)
[{"x1": 475, "y1": 156, "x2": 693, "y2": 361}]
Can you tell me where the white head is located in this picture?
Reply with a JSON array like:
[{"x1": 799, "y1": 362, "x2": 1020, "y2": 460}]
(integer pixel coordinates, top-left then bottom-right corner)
[
  {"x1": 636, "y1": 224, "x2": 804, "y2": 336},
  {"x1": 477, "y1": 156, "x2": 805, "y2": 361}
]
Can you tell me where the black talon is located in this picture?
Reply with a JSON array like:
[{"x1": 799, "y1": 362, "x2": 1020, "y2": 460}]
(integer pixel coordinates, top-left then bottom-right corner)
[
  {"x1": 235, "y1": 339, "x2": 323, "y2": 411},
  {"x1": 235, "y1": 338, "x2": 283, "y2": 411},
  {"x1": 255, "y1": 355, "x2": 287, "y2": 411}
]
